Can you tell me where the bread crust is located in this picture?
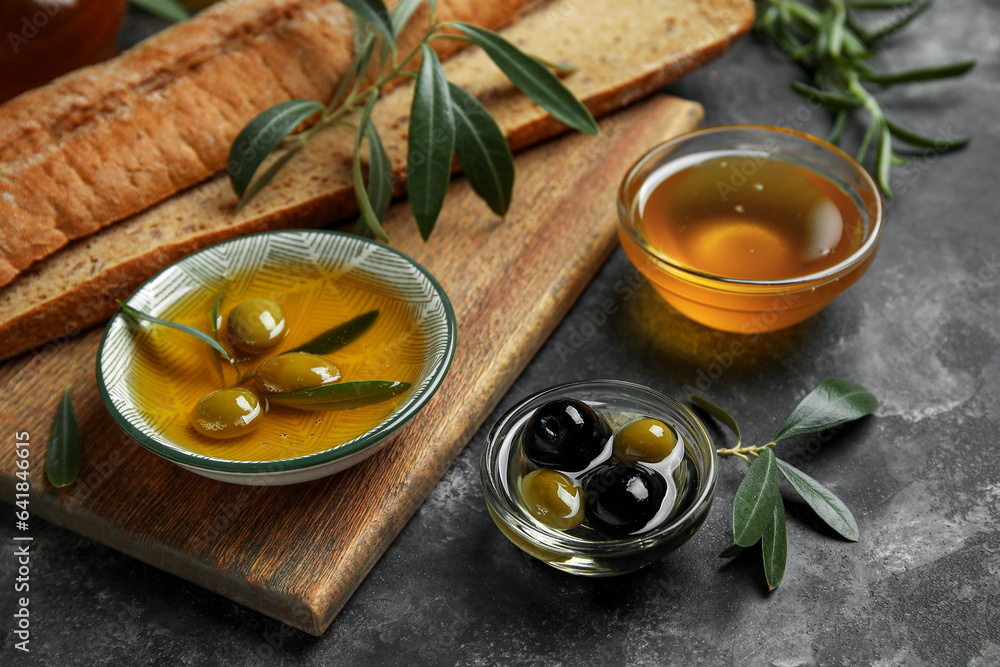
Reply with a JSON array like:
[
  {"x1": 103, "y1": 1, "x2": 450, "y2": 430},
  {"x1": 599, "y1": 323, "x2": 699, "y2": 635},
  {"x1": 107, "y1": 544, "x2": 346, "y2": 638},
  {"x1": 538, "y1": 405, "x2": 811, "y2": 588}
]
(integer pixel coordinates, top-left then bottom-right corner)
[
  {"x1": 0, "y1": 0, "x2": 754, "y2": 361},
  {"x1": 0, "y1": 0, "x2": 540, "y2": 286}
]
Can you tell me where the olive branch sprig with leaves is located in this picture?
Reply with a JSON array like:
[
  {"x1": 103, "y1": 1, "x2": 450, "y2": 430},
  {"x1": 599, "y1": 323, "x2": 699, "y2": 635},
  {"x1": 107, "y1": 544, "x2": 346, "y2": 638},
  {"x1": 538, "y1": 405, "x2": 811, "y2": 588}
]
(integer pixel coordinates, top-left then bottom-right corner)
[
  {"x1": 694, "y1": 378, "x2": 878, "y2": 590},
  {"x1": 226, "y1": 0, "x2": 598, "y2": 241},
  {"x1": 754, "y1": 0, "x2": 976, "y2": 196}
]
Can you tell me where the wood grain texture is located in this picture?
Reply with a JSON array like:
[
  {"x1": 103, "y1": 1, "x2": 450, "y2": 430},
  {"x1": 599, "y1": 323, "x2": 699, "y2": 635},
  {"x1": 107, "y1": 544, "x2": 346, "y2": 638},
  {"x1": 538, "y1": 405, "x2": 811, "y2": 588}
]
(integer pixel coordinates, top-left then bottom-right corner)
[{"x1": 0, "y1": 96, "x2": 702, "y2": 635}]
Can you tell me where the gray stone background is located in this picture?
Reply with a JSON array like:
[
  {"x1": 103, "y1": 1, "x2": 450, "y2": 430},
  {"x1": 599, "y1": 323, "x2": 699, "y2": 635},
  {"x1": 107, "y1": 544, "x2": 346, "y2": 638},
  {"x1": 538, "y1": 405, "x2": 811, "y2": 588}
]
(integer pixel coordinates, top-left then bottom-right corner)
[{"x1": 2, "y1": 1, "x2": 998, "y2": 664}]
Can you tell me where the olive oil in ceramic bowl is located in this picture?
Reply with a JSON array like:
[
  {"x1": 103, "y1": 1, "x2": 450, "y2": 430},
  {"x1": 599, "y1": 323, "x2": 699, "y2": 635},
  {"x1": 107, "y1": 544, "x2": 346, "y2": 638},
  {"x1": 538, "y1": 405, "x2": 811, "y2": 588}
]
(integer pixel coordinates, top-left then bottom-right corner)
[
  {"x1": 618, "y1": 125, "x2": 883, "y2": 333},
  {"x1": 98, "y1": 230, "x2": 456, "y2": 486}
]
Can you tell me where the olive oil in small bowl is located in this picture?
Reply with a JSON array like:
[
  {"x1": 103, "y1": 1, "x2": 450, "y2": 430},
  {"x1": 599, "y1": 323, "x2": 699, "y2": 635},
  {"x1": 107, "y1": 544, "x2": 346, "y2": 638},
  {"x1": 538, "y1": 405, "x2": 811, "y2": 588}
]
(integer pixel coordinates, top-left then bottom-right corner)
[
  {"x1": 618, "y1": 125, "x2": 883, "y2": 333},
  {"x1": 481, "y1": 380, "x2": 717, "y2": 576},
  {"x1": 98, "y1": 230, "x2": 456, "y2": 486}
]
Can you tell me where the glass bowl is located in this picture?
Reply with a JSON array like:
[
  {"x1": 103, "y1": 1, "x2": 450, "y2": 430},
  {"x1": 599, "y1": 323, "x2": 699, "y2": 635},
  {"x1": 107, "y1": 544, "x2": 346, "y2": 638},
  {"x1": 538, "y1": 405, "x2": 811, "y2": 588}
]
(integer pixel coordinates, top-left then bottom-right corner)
[
  {"x1": 617, "y1": 125, "x2": 884, "y2": 333},
  {"x1": 481, "y1": 380, "x2": 717, "y2": 576}
]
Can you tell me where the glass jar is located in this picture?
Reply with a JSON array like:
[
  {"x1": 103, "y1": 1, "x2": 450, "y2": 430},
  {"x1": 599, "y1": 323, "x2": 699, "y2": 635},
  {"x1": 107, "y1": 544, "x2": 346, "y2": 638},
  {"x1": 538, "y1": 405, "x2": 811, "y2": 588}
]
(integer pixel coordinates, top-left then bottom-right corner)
[{"x1": 0, "y1": 0, "x2": 126, "y2": 103}]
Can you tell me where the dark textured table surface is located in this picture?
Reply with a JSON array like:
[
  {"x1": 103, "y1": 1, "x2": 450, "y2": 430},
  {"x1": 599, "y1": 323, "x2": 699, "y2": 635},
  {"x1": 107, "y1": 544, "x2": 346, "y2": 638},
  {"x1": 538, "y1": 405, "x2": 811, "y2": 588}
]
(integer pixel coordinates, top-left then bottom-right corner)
[{"x1": 3, "y1": 3, "x2": 999, "y2": 665}]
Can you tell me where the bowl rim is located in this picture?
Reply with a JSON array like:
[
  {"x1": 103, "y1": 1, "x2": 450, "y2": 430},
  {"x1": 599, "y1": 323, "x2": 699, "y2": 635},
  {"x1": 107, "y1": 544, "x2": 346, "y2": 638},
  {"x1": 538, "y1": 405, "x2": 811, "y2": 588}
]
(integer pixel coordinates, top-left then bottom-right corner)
[
  {"x1": 481, "y1": 379, "x2": 719, "y2": 555},
  {"x1": 617, "y1": 123, "x2": 885, "y2": 290},
  {"x1": 96, "y1": 228, "x2": 457, "y2": 475}
]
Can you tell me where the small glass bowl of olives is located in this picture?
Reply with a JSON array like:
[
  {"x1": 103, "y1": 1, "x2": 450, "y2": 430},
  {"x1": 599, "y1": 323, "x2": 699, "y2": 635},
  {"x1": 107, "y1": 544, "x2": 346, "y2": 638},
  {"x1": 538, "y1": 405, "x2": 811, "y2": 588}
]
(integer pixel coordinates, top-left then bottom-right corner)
[{"x1": 480, "y1": 380, "x2": 717, "y2": 576}]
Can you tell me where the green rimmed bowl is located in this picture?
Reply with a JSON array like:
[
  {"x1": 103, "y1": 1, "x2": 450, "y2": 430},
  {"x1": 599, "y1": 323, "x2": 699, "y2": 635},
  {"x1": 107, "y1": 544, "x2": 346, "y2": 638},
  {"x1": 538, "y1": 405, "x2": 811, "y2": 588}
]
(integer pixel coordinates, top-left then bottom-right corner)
[{"x1": 97, "y1": 230, "x2": 456, "y2": 486}]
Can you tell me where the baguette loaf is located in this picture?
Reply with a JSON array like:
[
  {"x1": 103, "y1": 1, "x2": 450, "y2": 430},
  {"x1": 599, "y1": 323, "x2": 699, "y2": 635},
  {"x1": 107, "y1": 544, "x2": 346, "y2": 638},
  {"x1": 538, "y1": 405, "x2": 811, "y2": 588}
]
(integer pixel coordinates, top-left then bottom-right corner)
[
  {"x1": 0, "y1": 0, "x2": 540, "y2": 287},
  {"x1": 0, "y1": 0, "x2": 754, "y2": 361}
]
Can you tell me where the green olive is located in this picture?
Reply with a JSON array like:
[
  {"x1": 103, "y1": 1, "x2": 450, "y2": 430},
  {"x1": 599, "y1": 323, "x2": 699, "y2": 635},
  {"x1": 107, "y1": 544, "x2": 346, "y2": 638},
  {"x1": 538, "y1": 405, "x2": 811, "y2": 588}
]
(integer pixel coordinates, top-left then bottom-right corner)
[
  {"x1": 189, "y1": 388, "x2": 263, "y2": 439},
  {"x1": 614, "y1": 418, "x2": 678, "y2": 464},
  {"x1": 519, "y1": 468, "x2": 584, "y2": 530},
  {"x1": 253, "y1": 352, "x2": 341, "y2": 395},
  {"x1": 227, "y1": 298, "x2": 288, "y2": 353}
]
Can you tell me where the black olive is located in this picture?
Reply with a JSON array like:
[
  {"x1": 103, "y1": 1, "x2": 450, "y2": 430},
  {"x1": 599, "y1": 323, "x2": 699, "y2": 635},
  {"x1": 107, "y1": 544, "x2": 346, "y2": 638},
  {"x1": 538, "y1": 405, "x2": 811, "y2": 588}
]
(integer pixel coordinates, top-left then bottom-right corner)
[
  {"x1": 584, "y1": 464, "x2": 667, "y2": 538},
  {"x1": 522, "y1": 399, "x2": 611, "y2": 471}
]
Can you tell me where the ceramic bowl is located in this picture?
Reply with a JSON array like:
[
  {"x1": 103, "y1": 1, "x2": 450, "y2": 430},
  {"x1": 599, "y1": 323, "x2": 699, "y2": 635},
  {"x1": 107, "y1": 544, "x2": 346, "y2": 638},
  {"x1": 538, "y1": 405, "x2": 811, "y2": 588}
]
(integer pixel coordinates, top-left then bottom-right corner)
[
  {"x1": 617, "y1": 125, "x2": 884, "y2": 333},
  {"x1": 98, "y1": 230, "x2": 456, "y2": 486},
  {"x1": 481, "y1": 380, "x2": 718, "y2": 576}
]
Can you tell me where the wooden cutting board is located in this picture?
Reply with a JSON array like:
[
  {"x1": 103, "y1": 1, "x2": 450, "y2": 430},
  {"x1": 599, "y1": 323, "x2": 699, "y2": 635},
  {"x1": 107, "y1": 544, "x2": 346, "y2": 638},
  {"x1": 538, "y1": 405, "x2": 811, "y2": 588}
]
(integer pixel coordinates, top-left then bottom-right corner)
[{"x1": 0, "y1": 95, "x2": 701, "y2": 635}]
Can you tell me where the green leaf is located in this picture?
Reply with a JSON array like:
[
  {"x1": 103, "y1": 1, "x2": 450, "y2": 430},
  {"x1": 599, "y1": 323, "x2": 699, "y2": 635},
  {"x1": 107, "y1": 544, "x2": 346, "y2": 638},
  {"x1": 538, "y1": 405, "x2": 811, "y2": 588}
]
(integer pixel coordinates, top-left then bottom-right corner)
[
  {"x1": 46, "y1": 388, "x2": 81, "y2": 488},
  {"x1": 129, "y1": 0, "x2": 189, "y2": 22},
  {"x1": 790, "y1": 81, "x2": 862, "y2": 110},
  {"x1": 449, "y1": 22, "x2": 599, "y2": 136},
  {"x1": 288, "y1": 310, "x2": 380, "y2": 355},
  {"x1": 885, "y1": 118, "x2": 971, "y2": 151},
  {"x1": 266, "y1": 380, "x2": 411, "y2": 411},
  {"x1": 691, "y1": 395, "x2": 741, "y2": 448},
  {"x1": 207, "y1": 289, "x2": 229, "y2": 385},
  {"x1": 118, "y1": 301, "x2": 234, "y2": 363},
  {"x1": 716, "y1": 544, "x2": 748, "y2": 559},
  {"x1": 228, "y1": 99, "x2": 323, "y2": 198},
  {"x1": 353, "y1": 92, "x2": 390, "y2": 241},
  {"x1": 845, "y1": 0, "x2": 922, "y2": 8},
  {"x1": 234, "y1": 145, "x2": 303, "y2": 213},
  {"x1": 366, "y1": 121, "x2": 394, "y2": 222},
  {"x1": 339, "y1": 0, "x2": 395, "y2": 51},
  {"x1": 407, "y1": 44, "x2": 455, "y2": 240},
  {"x1": 210, "y1": 289, "x2": 225, "y2": 341},
  {"x1": 859, "y1": 59, "x2": 975, "y2": 85},
  {"x1": 448, "y1": 83, "x2": 515, "y2": 216},
  {"x1": 827, "y1": 110, "x2": 849, "y2": 145},
  {"x1": 353, "y1": 13, "x2": 379, "y2": 75},
  {"x1": 773, "y1": 378, "x2": 878, "y2": 442},
  {"x1": 876, "y1": 120, "x2": 894, "y2": 196},
  {"x1": 867, "y1": 0, "x2": 931, "y2": 42},
  {"x1": 761, "y1": 497, "x2": 787, "y2": 591},
  {"x1": 733, "y1": 449, "x2": 781, "y2": 547},
  {"x1": 777, "y1": 459, "x2": 860, "y2": 541},
  {"x1": 390, "y1": 0, "x2": 425, "y2": 34}
]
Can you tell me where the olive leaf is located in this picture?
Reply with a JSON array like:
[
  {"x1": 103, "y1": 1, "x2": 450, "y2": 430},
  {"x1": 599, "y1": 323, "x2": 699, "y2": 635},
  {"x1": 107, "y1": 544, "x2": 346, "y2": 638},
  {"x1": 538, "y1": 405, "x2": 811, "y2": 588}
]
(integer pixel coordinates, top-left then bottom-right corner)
[
  {"x1": 777, "y1": 458, "x2": 860, "y2": 542},
  {"x1": 755, "y1": 0, "x2": 975, "y2": 195},
  {"x1": 46, "y1": 387, "x2": 81, "y2": 488},
  {"x1": 266, "y1": 380, "x2": 411, "y2": 411},
  {"x1": 716, "y1": 544, "x2": 748, "y2": 559},
  {"x1": 858, "y1": 59, "x2": 975, "y2": 85},
  {"x1": 449, "y1": 22, "x2": 599, "y2": 136},
  {"x1": 885, "y1": 118, "x2": 971, "y2": 151},
  {"x1": 390, "y1": 0, "x2": 425, "y2": 34},
  {"x1": 228, "y1": 99, "x2": 324, "y2": 199},
  {"x1": 208, "y1": 289, "x2": 229, "y2": 385},
  {"x1": 773, "y1": 378, "x2": 878, "y2": 442},
  {"x1": 118, "y1": 301, "x2": 234, "y2": 363},
  {"x1": 691, "y1": 395, "x2": 741, "y2": 448},
  {"x1": 353, "y1": 92, "x2": 392, "y2": 241},
  {"x1": 129, "y1": 0, "x2": 189, "y2": 22},
  {"x1": 210, "y1": 289, "x2": 225, "y2": 341},
  {"x1": 732, "y1": 449, "x2": 781, "y2": 547},
  {"x1": 407, "y1": 44, "x2": 455, "y2": 240},
  {"x1": 339, "y1": 0, "x2": 395, "y2": 51},
  {"x1": 365, "y1": 121, "x2": 394, "y2": 223},
  {"x1": 288, "y1": 310, "x2": 380, "y2": 355},
  {"x1": 761, "y1": 497, "x2": 787, "y2": 591},
  {"x1": 448, "y1": 83, "x2": 515, "y2": 216}
]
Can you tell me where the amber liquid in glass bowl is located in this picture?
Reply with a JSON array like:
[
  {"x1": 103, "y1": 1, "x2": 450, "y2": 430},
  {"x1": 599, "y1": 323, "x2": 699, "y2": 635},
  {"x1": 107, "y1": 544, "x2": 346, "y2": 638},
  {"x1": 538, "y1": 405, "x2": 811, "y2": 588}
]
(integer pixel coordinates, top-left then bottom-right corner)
[
  {"x1": 639, "y1": 155, "x2": 865, "y2": 282},
  {"x1": 618, "y1": 126, "x2": 883, "y2": 333}
]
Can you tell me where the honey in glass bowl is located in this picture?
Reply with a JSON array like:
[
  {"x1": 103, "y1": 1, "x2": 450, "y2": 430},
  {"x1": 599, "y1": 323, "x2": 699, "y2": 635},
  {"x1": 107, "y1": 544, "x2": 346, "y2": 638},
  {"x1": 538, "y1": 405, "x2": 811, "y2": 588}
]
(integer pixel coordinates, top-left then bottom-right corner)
[{"x1": 618, "y1": 126, "x2": 884, "y2": 333}]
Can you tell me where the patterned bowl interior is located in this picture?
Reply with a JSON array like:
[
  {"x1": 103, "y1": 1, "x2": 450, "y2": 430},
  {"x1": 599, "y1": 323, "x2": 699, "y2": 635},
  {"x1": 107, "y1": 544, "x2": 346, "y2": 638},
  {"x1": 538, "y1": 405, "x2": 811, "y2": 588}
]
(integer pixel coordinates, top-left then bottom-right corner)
[{"x1": 97, "y1": 230, "x2": 456, "y2": 474}]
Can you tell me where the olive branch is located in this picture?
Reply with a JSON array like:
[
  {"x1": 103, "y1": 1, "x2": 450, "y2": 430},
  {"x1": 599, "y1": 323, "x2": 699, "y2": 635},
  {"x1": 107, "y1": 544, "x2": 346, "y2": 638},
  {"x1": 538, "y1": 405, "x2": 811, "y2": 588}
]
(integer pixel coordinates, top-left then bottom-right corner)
[
  {"x1": 694, "y1": 378, "x2": 878, "y2": 590},
  {"x1": 225, "y1": 0, "x2": 598, "y2": 241},
  {"x1": 754, "y1": 0, "x2": 975, "y2": 195}
]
